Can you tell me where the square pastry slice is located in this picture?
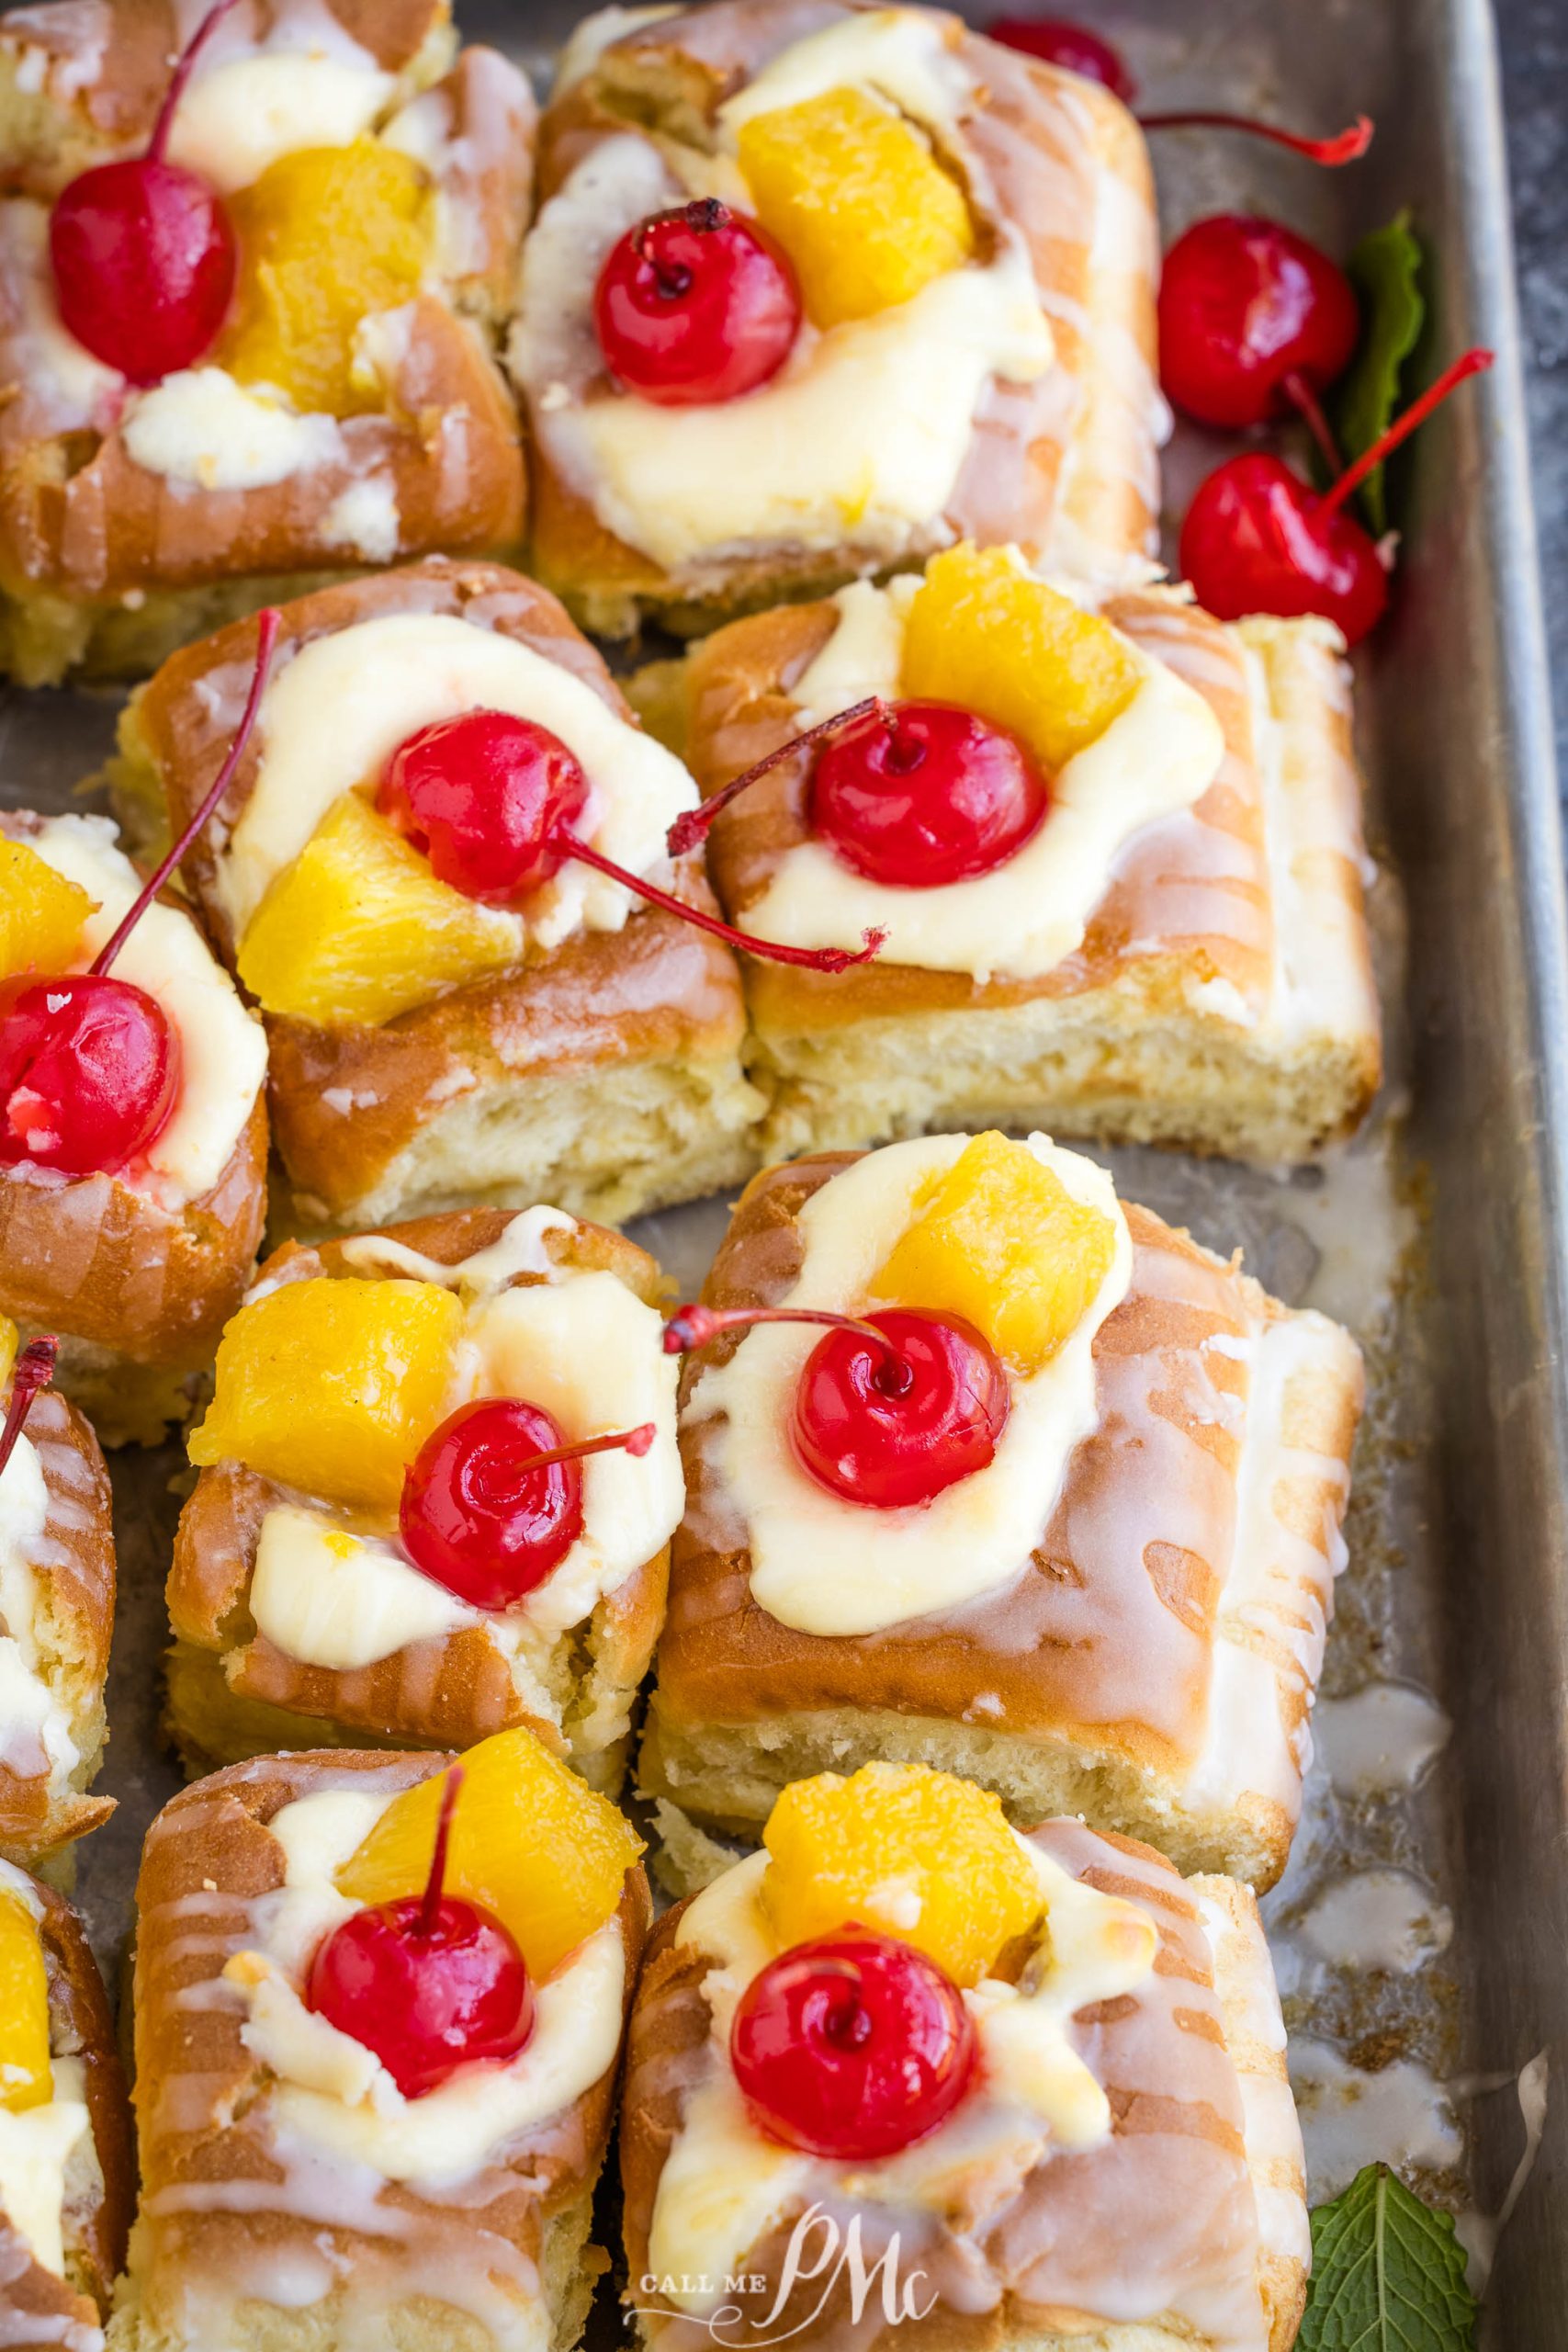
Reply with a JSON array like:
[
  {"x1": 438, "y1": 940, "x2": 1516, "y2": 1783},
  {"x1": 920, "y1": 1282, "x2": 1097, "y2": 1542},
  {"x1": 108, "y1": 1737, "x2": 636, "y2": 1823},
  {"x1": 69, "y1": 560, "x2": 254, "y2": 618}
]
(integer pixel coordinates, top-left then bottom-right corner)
[
  {"x1": 166, "y1": 1203, "x2": 682, "y2": 1793},
  {"x1": 511, "y1": 1, "x2": 1161, "y2": 638},
  {"x1": 641, "y1": 1131, "x2": 1363, "y2": 1892},
  {"x1": 110, "y1": 1731, "x2": 649, "y2": 2352},
  {"x1": 0, "y1": 0, "x2": 532, "y2": 684},
  {"x1": 0, "y1": 1330, "x2": 116, "y2": 1867},
  {"x1": 655, "y1": 545, "x2": 1381, "y2": 1164},
  {"x1": 113, "y1": 557, "x2": 761, "y2": 1234},
  {"x1": 0, "y1": 810, "x2": 267, "y2": 1444},
  {"x1": 624, "y1": 1762, "x2": 1308, "y2": 2352},
  {"x1": 0, "y1": 1861, "x2": 133, "y2": 2352}
]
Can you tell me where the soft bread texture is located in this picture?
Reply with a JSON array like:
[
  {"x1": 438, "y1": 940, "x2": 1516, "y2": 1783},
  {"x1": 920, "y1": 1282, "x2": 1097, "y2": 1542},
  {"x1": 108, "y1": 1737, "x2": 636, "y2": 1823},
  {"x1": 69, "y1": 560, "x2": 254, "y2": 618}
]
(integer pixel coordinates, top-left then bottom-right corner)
[
  {"x1": 622, "y1": 1823, "x2": 1307, "y2": 2352},
  {"x1": 113, "y1": 558, "x2": 761, "y2": 1235},
  {"x1": 641, "y1": 1152, "x2": 1363, "y2": 1892},
  {"x1": 0, "y1": 1389, "x2": 116, "y2": 1867},
  {"x1": 108, "y1": 1749, "x2": 649, "y2": 2352},
  {"x1": 164, "y1": 1207, "x2": 671, "y2": 1792},
  {"x1": 0, "y1": 1870, "x2": 133, "y2": 2348},
  {"x1": 668, "y1": 586, "x2": 1381, "y2": 1165},
  {"x1": 0, "y1": 3, "x2": 531, "y2": 683},
  {"x1": 515, "y1": 2, "x2": 1160, "y2": 638}
]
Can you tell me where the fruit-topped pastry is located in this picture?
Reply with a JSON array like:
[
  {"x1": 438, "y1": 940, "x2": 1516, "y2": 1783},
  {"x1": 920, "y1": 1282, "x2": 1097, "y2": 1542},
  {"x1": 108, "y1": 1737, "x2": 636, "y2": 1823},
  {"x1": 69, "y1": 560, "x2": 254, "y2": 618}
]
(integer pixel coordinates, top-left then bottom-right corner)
[
  {"x1": 116, "y1": 1728, "x2": 649, "y2": 2352},
  {"x1": 649, "y1": 538, "x2": 1381, "y2": 1165},
  {"x1": 0, "y1": 1861, "x2": 132, "y2": 2350},
  {"x1": 111, "y1": 557, "x2": 779, "y2": 1238},
  {"x1": 511, "y1": 0, "x2": 1163, "y2": 639},
  {"x1": 0, "y1": 0, "x2": 534, "y2": 685},
  {"x1": 623, "y1": 1760, "x2": 1308, "y2": 2352},
  {"x1": 641, "y1": 1129, "x2": 1365, "y2": 1893},
  {"x1": 166, "y1": 1200, "x2": 683, "y2": 1791}
]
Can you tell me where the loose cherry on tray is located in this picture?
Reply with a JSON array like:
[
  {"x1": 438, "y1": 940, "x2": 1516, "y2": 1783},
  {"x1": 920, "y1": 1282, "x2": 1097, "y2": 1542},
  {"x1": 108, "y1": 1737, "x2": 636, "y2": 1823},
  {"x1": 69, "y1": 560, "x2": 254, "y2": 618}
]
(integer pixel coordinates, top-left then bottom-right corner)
[
  {"x1": 49, "y1": 0, "x2": 243, "y2": 383},
  {"x1": 306, "y1": 1765, "x2": 534, "y2": 2098},
  {"x1": 0, "y1": 1338, "x2": 58, "y2": 1483},
  {"x1": 594, "y1": 198, "x2": 802, "y2": 406},
  {"x1": 400, "y1": 1400, "x2": 656, "y2": 1610},
  {"x1": 0, "y1": 608, "x2": 279, "y2": 1180},
  {"x1": 1158, "y1": 216, "x2": 1360, "y2": 446},
  {"x1": 730, "y1": 1926, "x2": 976, "y2": 2161},
  {"x1": 986, "y1": 17, "x2": 1136, "y2": 101},
  {"x1": 376, "y1": 707, "x2": 884, "y2": 973},
  {"x1": 664, "y1": 1302, "x2": 1010, "y2": 1509},
  {"x1": 1179, "y1": 346, "x2": 1494, "y2": 644}
]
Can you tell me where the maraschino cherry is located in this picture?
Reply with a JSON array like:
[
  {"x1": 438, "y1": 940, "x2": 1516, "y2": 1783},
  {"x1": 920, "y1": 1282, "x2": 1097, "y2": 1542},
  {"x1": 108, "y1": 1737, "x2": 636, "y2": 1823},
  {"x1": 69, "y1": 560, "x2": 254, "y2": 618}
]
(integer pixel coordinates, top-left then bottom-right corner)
[
  {"x1": 49, "y1": 0, "x2": 242, "y2": 383},
  {"x1": 730, "y1": 1927, "x2": 976, "y2": 2161},
  {"x1": 664, "y1": 1302, "x2": 1010, "y2": 1508},
  {"x1": 1158, "y1": 216, "x2": 1360, "y2": 444},
  {"x1": 1179, "y1": 346, "x2": 1494, "y2": 643},
  {"x1": 594, "y1": 198, "x2": 802, "y2": 406},
  {"x1": 0, "y1": 1339, "x2": 58, "y2": 1483},
  {"x1": 987, "y1": 17, "x2": 1135, "y2": 101},
  {"x1": 306, "y1": 1766, "x2": 534, "y2": 2098},
  {"x1": 0, "y1": 608, "x2": 279, "y2": 1179},
  {"x1": 377, "y1": 707, "x2": 882, "y2": 973},
  {"x1": 400, "y1": 1401, "x2": 656, "y2": 1609}
]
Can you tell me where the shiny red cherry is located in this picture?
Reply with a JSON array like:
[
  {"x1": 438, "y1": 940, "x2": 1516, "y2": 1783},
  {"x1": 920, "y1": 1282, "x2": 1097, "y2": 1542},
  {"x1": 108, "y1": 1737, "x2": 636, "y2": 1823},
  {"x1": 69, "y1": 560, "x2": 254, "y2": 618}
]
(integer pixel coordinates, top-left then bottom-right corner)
[
  {"x1": 1158, "y1": 215, "x2": 1359, "y2": 433},
  {"x1": 807, "y1": 700, "x2": 1047, "y2": 888},
  {"x1": 594, "y1": 198, "x2": 801, "y2": 407},
  {"x1": 0, "y1": 1339, "x2": 57, "y2": 1484},
  {"x1": 306, "y1": 1766, "x2": 534, "y2": 2098},
  {"x1": 987, "y1": 17, "x2": 1135, "y2": 101},
  {"x1": 48, "y1": 0, "x2": 242, "y2": 384},
  {"x1": 664, "y1": 1302, "x2": 1010, "y2": 1509},
  {"x1": 730, "y1": 1928, "x2": 976, "y2": 2161},
  {"x1": 400, "y1": 1399, "x2": 655, "y2": 1610}
]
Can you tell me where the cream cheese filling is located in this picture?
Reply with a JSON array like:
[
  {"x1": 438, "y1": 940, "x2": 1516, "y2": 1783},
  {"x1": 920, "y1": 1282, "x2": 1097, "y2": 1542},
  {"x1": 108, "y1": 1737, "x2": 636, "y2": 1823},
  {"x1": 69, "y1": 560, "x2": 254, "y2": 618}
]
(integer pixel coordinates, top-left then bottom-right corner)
[
  {"x1": 688, "y1": 1134, "x2": 1130, "y2": 1636},
  {"x1": 0, "y1": 1860, "x2": 89, "y2": 2282},
  {"x1": 165, "y1": 51, "x2": 395, "y2": 195},
  {"x1": 123, "y1": 369, "x2": 344, "y2": 492},
  {"x1": 0, "y1": 1429, "x2": 77, "y2": 1783}
]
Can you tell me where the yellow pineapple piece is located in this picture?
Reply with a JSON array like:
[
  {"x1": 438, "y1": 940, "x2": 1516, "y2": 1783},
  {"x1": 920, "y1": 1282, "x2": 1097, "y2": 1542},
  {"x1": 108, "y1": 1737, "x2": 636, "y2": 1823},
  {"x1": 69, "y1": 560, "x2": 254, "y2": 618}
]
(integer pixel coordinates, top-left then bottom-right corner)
[
  {"x1": 0, "y1": 1317, "x2": 17, "y2": 1392},
  {"x1": 0, "y1": 1890, "x2": 51, "y2": 2112},
  {"x1": 188, "y1": 1275, "x2": 464, "y2": 1510},
  {"x1": 222, "y1": 140, "x2": 430, "y2": 417},
  {"x1": 761, "y1": 1761, "x2": 1041, "y2": 1988},
  {"x1": 0, "y1": 837, "x2": 94, "y2": 982},
  {"x1": 738, "y1": 86, "x2": 974, "y2": 329},
  {"x1": 873, "y1": 1131, "x2": 1119, "y2": 1374},
  {"x1": 901, "y1": 544, "x2": 1143, "y2": 775},
  {"x1": 236, "y1": 793, "x2": 520, "y2": 1029},
  {"x1": 336, "y1": 1727, "x2": 644, "y2": 1981}
]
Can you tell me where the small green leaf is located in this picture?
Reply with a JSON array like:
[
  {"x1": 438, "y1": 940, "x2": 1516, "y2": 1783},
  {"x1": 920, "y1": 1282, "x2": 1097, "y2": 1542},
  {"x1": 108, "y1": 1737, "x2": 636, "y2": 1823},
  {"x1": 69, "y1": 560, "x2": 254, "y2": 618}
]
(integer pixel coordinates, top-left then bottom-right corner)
[
  {"x1": 1331, "y1": 210, "x2": 1426, "y2": 534},
  {"x1": 1300, "y1": 2165, "x2": 1477, "y2": 2352}
]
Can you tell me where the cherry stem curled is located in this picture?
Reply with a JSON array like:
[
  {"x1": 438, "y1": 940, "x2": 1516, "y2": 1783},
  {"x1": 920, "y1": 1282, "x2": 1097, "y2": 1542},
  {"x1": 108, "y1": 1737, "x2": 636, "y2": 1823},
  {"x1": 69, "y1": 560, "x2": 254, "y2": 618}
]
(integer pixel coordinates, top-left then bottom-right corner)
[
  {"x1": 663, "y1": 1301, "x2": 912, "y2": 1393},
  {"x1": 1321, "y1": 346, "x2": 1495, "y2": 515},
  {"x1": 418, "y1": 1763, "x2": 464, "y2": 1941},
  {"x1": 148, "y1": 0, "x2": 246, "y2": 164},
  {"x1": 557, "y1": 825, "x2": 883, "y2": 974},
  {"x1": 0, "y1": 1338, "x2": 58, "y2": 1483},
  {"x1": 666, "y1": 698, "x2": 882, "y2": 858},
  {"x1": 502, "y1": 1422, "x2": 657, "y2": 1478},
  {"x1": 1137, "y1": 109, "x2": 1374, "y2": 165},
  {"x1": 92, "y1": 606, "x2": 280, "y2": 978}
]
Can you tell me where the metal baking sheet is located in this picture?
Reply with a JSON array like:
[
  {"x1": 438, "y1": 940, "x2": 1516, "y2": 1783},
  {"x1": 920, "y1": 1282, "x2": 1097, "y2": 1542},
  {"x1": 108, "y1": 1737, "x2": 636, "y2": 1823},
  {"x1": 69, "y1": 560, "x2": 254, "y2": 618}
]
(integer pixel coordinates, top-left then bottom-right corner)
[{"x1": 4, "y1": 0, "x2": 1565, "y2": 2339}]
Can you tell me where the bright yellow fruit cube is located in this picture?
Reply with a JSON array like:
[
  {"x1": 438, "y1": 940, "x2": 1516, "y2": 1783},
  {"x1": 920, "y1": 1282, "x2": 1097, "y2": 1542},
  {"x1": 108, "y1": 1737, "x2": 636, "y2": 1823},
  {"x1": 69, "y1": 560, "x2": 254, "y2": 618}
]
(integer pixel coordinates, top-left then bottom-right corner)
[
  {"x1": 738, "y1": 86, "x2": 974, "y2": 329},
  {"x1": 236, "y1": 793, "x2": 520, "y2": 1029},
  {"x1": 0, "y1": 1317, "x2": 17, "y2": 1392},
  {"x1": 0, "y1": 1891, "x2": 51, "y2": 2112},
  {"x1": 188, "y1": 1275, "x2": 464, "y2": 1510},
  {"x1": 222, "y1": 140, "x2": 430, "y2": 417},
  {"x1": 901, "y1": 544, "x2": 1143, "y2": 775},
  {"x1": 336, "y1": 1727, "x2": 644, "y2": 1982},
  {"x1": 0, "y1": 837, "x2": 93, "y2": 982},
  {"x1": 761, "y1": 1761, "x2": 1042, "y2": 1988},
  {"x1": 873, "y1": 1131, "x2": 1119, "y2": 1374}
]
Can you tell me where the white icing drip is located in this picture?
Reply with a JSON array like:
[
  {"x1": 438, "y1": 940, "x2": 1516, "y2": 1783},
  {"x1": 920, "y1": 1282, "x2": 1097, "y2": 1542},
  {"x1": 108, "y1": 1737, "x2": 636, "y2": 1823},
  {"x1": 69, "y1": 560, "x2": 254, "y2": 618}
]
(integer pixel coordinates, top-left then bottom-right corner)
[{"x1": 1314, "y1": 1682, "x2": 1451, "y2": 1798}]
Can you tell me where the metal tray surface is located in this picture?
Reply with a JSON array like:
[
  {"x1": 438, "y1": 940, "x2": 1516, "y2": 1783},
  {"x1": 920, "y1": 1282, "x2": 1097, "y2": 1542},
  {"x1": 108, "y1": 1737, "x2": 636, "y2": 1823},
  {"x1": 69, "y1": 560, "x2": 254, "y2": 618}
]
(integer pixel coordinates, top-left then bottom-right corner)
[{"x1": 2, "y1": 0, "x2": 1564, "y2": 2339}]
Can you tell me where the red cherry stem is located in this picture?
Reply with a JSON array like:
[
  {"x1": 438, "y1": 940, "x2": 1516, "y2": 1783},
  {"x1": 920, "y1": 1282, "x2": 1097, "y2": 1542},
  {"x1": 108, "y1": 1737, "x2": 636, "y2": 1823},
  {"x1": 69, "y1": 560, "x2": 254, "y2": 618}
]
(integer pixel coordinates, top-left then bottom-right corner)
[
  {"x1": 92, "y1": 607, "x2": 280, "y2": 978},
  {"x1": 556, "y1": 827, "x2": 884, "y2": 974},
  {"x1": 0, "y1": 1339, "x2": 58, "y2": 1482},
  {"x1": 147, "y1": 0, "x2": 247, "y2": 164},
  {"x1": 1320, "y1": 345, "x2": 1495, "y2": 515},
  {"x1": 500, "y1": 1420, "x2": 657, "y2": 1477},
  {"x1": 665, "y1": 698, "x2": 883, "y2": 860},
  {"x1": 417, "y1": 1762, "x2": 464, "y2": 1940},
  {"x1": 1137, "y1": 109, "x2": 1373, "y2": 164},
  {"x1": 663, "y1": 1301, "x2": 910, "y2": 1392},
  {"x1": 1283, "y1": 369, "x2": 1342, "y2": 474}
]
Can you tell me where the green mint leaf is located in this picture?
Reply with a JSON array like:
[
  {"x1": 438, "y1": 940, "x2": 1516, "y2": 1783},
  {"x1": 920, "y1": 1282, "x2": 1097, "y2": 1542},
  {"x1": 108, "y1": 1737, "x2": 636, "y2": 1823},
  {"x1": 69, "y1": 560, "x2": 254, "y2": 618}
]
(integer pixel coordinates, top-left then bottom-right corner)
[
  {"x1": 1299, "y1": 2164, "x2": 1477, "y2": 2352},
  {"x1": 1331, "y1": 210, "x2": 1426, "y2": 534}
]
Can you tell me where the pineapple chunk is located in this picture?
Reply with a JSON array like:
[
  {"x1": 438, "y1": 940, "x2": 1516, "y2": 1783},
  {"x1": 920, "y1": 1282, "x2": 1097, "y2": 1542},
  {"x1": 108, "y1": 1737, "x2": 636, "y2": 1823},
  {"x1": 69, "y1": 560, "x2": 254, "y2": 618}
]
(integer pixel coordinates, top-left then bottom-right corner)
[
  {"x1": 0, "y1": 1317, "x2": 17, "y2": 1392},
  {"x1": 873, "y1": 1131, "x2": 1119, "y2": 1374},
  {"x1": 222, "y1": 140, "x2": 430, "y2": 417},
  {"x1": 738, "y1": 86, "x2": 974, "y2": 329},
  {"x1": 0, "y1": 1890, "x2": 51, "y2": 2111},
  {"x1": 236, "y1": 793, "x2": 520, "y2": 1029},
  {"x1": 336, "y1": 1727, "x2": 644, "y2": 1981},
  {"x1": 0, "y1": 837, "x2": 94, "y2": 981},
  {"x1": 901, "y1": 544, "x2": 1143, "y2": 775},
  {"x1": 761, "y1": 1761, "x2": 1041, "y2": 1988},
  {"x1": 188, "y1": 1275, "x2": 464, "y2": 1510}
]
